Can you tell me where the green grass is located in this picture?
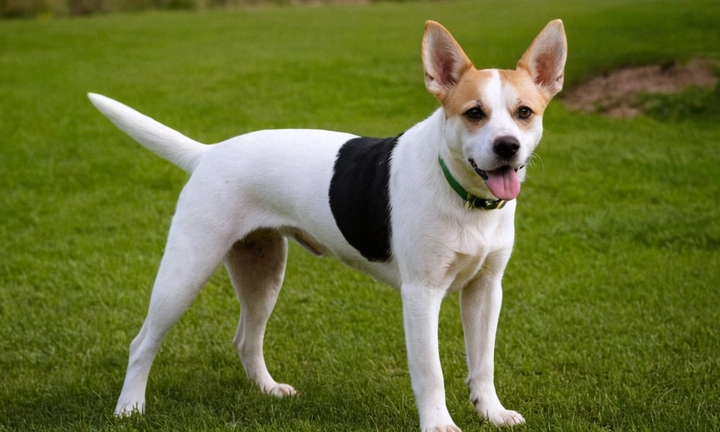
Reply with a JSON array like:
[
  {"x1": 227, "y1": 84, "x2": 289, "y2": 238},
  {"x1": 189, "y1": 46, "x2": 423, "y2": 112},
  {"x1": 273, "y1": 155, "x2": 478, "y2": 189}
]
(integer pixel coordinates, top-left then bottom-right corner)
[{"x1": 1, "y1": 0, "x2": 719, "y2": 430}]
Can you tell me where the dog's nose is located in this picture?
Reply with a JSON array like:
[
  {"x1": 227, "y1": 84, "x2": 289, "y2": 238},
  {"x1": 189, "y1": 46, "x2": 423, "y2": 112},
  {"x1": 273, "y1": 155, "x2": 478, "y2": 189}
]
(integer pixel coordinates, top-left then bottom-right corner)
[{"x1": 493, "y1": 136, "x2": 520, "y2": 159}]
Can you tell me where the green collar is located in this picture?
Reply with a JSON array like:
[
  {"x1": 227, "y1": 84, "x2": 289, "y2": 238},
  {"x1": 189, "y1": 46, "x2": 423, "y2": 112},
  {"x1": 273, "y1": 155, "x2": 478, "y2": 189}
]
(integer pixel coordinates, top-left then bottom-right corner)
[{"x1": 438, "y1": 157, "x2": 507, "y2": 210}]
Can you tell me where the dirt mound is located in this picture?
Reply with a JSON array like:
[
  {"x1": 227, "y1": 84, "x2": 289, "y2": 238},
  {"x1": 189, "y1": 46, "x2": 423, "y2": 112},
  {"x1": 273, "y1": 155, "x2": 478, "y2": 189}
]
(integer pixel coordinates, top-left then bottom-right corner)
[{"x1": 560, "y1": 59, "x2": 718, "y2": 118}]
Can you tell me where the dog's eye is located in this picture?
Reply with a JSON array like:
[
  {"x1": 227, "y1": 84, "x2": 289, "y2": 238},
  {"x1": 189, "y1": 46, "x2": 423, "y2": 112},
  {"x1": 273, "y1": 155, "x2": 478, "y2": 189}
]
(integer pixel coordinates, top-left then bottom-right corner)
[
  {"x1": 464, "y1": 107, "x2": 486, "y2": 121},
  {"x1": 517, "y1": 106, "x2": 533, "y2": 120}
]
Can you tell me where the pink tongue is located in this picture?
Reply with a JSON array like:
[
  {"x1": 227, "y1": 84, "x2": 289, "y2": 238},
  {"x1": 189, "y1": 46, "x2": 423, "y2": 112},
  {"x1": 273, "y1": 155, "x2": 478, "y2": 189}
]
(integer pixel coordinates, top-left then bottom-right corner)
[{"x1": 485, "y1": 167, "x2": 520, "y2": 201}]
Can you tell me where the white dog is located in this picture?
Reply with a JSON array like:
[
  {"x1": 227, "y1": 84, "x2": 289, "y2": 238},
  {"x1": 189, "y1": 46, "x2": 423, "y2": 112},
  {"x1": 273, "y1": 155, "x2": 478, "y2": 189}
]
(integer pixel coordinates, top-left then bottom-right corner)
[{"x1": 89, "y1": 19, "x2": 566, "y2": 431}]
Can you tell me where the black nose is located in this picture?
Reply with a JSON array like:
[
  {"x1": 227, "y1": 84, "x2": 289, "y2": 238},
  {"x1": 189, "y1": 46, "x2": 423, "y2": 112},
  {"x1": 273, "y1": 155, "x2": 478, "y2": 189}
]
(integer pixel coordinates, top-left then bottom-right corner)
[{"x1": 493, "y1": 136, "x2": 520, "y2": 159}]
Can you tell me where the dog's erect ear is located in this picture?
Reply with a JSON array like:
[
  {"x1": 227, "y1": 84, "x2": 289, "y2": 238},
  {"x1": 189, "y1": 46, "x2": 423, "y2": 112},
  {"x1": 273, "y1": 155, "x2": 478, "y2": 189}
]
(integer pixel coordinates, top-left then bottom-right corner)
[
  {"x1": 517, "y1": 19, "x2": 567, "y2": 99},
  {"x1": 422, "y1": 21, "x2": 473, "y2": 99}
]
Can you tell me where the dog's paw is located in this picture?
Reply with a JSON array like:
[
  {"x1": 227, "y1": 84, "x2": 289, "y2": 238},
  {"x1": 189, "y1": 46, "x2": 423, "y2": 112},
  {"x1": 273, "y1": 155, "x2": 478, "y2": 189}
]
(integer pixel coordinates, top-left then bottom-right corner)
[
  {"x1": 114, "y1": 401, "x2": 144, "y2": 417},
  {"x1": 423, "y1": 424, "x2": 462, "y2": 432},
  {"x1": 481, "y1": 408, "x2": 525, "y2": 426},
  {"x1": 262, "y1": 382, "x2": 297, "y2": 398}
]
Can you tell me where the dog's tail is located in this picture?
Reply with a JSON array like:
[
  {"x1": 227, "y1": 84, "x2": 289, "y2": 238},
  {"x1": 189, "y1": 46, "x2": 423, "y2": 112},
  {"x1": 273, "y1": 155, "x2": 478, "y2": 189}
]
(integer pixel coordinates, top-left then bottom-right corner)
[{"x1": 88, "y1": 93, "x2": 207, "y2": 173}]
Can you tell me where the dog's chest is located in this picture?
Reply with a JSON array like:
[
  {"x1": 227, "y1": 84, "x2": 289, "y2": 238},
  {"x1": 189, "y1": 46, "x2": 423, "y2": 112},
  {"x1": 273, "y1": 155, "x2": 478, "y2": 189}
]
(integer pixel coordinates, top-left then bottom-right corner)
[
  {"x1": 328, "y1": 136, "x2": 399, "y2": 263},
  {"x1": 447, "y1": 250, "x2": 491, "y2": 292},
  {"x1": 441, "y1": 214, "x2": 514, "y2": 292}
]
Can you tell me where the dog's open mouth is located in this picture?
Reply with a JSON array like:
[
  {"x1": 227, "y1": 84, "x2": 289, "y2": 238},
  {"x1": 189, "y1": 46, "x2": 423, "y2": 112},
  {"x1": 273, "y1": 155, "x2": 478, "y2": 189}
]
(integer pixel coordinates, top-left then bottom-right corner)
[{"x1": 469, "y1": 159, "x2": 522, "y2": 201}]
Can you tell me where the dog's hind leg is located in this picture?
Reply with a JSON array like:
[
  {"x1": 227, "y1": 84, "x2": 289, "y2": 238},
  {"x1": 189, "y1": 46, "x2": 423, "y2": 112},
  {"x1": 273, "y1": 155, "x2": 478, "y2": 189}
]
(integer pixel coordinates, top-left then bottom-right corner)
[
  {"x1": 225, "y1": 232, "x2": 296, "y2": 397},
  {"x1": 114, "y1": 197, "x2": 234, "y2": 416}
]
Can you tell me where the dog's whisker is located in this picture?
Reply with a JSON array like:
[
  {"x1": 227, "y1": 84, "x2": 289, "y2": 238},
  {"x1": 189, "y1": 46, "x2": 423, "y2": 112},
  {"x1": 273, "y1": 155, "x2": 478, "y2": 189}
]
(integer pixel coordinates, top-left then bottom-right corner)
[{"x1": 527, "y1": 152, "x2": 545, "y2": 173}]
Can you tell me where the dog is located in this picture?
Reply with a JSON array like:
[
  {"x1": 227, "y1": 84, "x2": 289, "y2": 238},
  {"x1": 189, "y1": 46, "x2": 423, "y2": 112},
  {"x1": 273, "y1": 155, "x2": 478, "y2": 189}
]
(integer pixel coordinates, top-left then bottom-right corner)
[{"x1": 89, "y1": 19, "x2": 566, "y2": 431}]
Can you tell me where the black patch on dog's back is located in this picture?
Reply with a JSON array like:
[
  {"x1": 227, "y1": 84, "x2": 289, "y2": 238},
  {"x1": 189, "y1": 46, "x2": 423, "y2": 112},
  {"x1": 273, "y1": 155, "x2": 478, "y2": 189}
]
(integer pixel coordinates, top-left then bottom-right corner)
[{"x1": 329, "y1": 135, "x2": 399, "y2": 262}]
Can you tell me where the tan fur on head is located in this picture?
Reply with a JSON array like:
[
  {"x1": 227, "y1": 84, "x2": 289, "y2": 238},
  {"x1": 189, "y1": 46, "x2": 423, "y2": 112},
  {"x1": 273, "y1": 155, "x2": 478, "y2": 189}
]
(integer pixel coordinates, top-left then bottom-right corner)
[{"x1": 423, "y1": 19, "x2": 567, "y2": 104}]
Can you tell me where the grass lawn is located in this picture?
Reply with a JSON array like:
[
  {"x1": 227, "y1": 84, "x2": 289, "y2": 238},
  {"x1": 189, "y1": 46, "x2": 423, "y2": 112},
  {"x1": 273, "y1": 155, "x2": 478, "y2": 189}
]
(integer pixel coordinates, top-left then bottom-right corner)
[{"x1": 1, "y1": 0, "x2": 719, "y2": 430}]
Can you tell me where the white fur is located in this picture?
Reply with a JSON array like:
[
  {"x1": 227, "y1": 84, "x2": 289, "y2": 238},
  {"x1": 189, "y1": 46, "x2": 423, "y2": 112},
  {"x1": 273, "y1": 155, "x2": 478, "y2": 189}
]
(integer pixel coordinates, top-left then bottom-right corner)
[{"x1": 88, "y1": 19, "x2": 566, "y2": 431}]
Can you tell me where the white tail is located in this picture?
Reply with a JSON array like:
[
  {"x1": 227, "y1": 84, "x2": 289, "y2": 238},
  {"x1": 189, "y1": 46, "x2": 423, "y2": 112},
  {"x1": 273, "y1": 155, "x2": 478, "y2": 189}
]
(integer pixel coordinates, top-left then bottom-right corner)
[{"x1": 88, "y1": 93, "x2": 207, "y2": 173}]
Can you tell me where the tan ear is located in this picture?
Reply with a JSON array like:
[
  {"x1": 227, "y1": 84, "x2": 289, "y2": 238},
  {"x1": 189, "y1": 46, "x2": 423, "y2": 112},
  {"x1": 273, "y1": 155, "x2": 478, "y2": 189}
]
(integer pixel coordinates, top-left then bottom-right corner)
[
  {"x1": 517, "y1": 19, "x2": 568, "y2": 99},
  {"x1": 422, "y1": 21, "x2": 474, "y2": 99}
]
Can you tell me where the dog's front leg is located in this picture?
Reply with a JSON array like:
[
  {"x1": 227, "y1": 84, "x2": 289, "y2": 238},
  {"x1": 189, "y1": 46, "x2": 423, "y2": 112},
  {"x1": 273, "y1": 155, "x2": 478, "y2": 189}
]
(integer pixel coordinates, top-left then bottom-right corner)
[
  {"x1": 460, "y1": 270, "x2": 525, "y2": 426},
  {"x1": 402, "y1": 284, "x2": 461, "y2": 432}
]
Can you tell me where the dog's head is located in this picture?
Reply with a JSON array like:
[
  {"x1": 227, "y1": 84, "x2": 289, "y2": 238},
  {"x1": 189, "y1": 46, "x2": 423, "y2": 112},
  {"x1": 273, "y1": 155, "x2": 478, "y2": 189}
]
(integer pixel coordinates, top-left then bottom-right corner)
[{"x1": 422, "y1": 20, "x2": 567, "y2": 202}]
